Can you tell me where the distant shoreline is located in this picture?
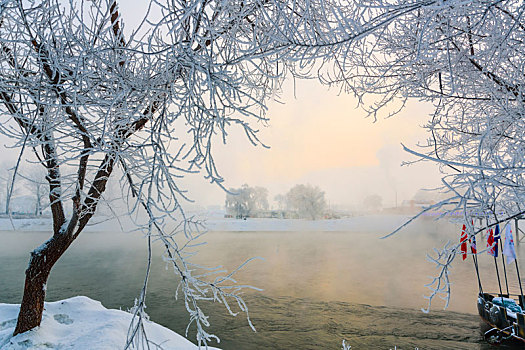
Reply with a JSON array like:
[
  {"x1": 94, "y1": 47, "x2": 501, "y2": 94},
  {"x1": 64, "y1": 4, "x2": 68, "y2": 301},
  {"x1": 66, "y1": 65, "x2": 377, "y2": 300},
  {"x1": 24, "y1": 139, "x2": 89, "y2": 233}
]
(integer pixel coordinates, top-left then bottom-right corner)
[{"x1": 0, "y1": 213, "x2": 425, "y2": 233}]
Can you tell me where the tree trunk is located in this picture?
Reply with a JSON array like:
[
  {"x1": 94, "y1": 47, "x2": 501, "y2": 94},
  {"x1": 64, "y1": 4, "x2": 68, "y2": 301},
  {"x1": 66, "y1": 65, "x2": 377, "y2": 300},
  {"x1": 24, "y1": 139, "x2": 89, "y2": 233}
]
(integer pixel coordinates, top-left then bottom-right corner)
[
  {"x1": 14, "y1": 258, "x2": 50, "y2": 335},
  {"x1": 35, "y1": 185, "x2": 41, "y2": 216},
  {"x1": 13, "y1": 144, "x2": 115, "y2": 335},
  {"x1": 14, "y1": 233, "x2": 74, "y2": 335}
]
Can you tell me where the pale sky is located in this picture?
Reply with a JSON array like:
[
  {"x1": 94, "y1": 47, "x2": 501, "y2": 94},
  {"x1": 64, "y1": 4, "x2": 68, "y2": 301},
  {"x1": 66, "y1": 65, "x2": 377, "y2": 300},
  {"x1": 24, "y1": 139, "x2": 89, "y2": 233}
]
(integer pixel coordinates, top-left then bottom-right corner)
[{"x1": 184, "y1": 79, "x2": 443, "y2": 209}]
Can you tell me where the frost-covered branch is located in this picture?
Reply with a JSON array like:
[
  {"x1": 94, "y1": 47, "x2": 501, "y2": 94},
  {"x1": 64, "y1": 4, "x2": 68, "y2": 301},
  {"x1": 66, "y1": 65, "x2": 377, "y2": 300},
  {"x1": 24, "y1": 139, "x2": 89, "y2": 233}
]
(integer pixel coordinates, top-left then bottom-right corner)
[{"x1": 341, "y1": 0, "x2": 525, "y2": 311}]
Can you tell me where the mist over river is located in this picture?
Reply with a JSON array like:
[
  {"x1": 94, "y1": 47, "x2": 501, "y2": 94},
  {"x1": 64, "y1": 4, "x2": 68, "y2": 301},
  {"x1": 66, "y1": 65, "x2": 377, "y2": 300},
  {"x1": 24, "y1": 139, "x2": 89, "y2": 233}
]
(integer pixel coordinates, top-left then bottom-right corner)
[{"x1": 1, "y1": 215, "x2": 523, "y2": 349}]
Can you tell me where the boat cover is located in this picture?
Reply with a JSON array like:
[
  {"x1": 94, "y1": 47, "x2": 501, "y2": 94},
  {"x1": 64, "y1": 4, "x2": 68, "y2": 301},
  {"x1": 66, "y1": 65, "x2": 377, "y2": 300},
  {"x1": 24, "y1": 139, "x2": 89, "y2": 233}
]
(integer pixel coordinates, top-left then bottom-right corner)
[{"x1": 493, "y1": 297, "x2": 523, "y2": 314}]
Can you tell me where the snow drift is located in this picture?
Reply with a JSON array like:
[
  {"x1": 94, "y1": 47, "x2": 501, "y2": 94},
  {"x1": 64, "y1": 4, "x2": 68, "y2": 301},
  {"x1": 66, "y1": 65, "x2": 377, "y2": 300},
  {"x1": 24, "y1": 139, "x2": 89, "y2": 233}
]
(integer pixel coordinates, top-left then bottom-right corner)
[{"x1": 0, "y1": 296, "x2": 220, "y2": 349}]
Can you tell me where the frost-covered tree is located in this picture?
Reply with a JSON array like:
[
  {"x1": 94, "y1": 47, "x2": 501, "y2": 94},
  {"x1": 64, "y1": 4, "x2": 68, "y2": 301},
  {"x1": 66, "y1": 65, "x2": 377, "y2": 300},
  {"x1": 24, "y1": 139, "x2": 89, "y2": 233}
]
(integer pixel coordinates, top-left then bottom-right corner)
[
  {"x1": 285, "y1": 184, "x2": 326, "y2": 220},
  {"x1": 0, "y1": 0, "x2": 410, "y2": 345},
  {"x1": 20, "y1": 164, "x2": 48, "y2": 216},
  {"x1": 6, "y1": 0, "x2": 507, "y2": 342},
  {"x1": 336, "y1": 0, "x2": 525, "y2": 309},
  {"x1": 0, "y1": 162, "x2": 18, "y2": 215},
  {"x1": 340, "y1": 0, "x2": 525, "y2": 216},
  {"x1": 225, "y1": 184, "x2": 269, "y2": 218},
  {"x1": 274, "y1": 194, "x2": 285, "y2": 211},
  {"x1": 253, "y1": 186, "x2": 270, "y2": 212}
]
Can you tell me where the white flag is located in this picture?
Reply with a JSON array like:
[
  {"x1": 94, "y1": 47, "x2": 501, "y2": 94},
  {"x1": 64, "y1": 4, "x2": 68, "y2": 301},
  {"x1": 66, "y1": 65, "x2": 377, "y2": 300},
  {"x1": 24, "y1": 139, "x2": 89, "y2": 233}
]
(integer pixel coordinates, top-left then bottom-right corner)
[{"x1": 504, "y1": 223, "x2": 517, "y2": 264}]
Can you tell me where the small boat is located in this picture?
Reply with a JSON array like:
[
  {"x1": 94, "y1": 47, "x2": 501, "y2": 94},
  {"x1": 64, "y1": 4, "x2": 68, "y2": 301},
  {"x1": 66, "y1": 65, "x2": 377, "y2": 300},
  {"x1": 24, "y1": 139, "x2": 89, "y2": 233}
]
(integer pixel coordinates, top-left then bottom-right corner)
[
  {"x1": 477, "y1": 292, "x2": 525, "y2": 345},
  {"x1": 462, "y1": 220, "x2": 525, "y2": 346}
]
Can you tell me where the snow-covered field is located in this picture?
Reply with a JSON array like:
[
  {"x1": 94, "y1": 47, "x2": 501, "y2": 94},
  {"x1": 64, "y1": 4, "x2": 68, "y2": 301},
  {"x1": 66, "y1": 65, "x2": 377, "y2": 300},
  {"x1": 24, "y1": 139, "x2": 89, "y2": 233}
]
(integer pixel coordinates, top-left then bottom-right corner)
[
  {"x1": 204, "y1": 214, "x2": 412, "y2": 232},
  {"x1": 0, "y1": 213, "x2": 415, "y2": 234},
  {"x1": 0, "y1": 217, "x2": 52, "y2": 232},
  {"x1": 0, "y1": 296, "x2": 219, "y2": 350}
]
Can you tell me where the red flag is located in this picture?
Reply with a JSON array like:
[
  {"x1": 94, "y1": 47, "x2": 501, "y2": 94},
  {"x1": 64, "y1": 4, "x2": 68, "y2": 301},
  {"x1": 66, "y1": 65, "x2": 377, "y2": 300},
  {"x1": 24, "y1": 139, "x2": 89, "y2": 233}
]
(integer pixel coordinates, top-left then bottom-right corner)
[
  {"x1": 487, "y1": 228, "x2": 495, "y2": 255},
  {"x1": 460, "y1": 224, "x2": 468, "y2": 260},
  {"x1": 487, "y1": 226, "x2": 500, "y2": 257}
]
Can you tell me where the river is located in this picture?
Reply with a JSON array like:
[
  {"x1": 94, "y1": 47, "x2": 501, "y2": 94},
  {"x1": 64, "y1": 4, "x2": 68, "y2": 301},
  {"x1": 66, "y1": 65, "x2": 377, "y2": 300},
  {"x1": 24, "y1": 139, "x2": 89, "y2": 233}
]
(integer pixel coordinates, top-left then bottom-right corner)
[{"x1": 1, "y1": 216, "x2": 523, "y2": 349}]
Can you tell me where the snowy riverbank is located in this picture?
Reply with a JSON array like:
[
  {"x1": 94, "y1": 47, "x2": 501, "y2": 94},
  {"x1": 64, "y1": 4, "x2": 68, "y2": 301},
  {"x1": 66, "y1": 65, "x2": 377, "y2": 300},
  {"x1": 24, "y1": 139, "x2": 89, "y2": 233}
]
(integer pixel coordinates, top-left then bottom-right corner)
[
  {"x1": 0, "y1": 213, "x2": 418, "y2": 234},
  {"x1": 0, "y1": 296, "x2": 219, "y2": 350},
  {"x1": 204, "y1": 214, "x2": 414, "y2": 232}
]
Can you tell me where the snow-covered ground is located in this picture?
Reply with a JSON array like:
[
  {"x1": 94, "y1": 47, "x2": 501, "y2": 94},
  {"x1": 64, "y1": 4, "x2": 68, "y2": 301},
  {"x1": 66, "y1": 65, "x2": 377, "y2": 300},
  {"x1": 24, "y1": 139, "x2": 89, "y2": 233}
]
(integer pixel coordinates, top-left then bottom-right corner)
[
  {"x1": 0, "y1": 296, "x2": 219, "y2": 350},
  {"x1": 0, "y1": 217, "x2": 52, "y2": 232},
  {"x1": 204, "y1": 214, "x2": 412, "y2": 232},
  {"x1": 0, "y1": 213, "x2": 414, "y2": 234}
]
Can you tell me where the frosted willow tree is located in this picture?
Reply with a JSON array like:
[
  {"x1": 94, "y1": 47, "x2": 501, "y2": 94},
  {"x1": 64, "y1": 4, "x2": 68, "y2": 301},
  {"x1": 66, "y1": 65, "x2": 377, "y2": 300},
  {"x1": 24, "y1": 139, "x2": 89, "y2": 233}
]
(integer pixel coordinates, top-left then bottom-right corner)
[
  {"x1": 336, "y1": 0, "x2": 525, "y2": 309},
  {"x1": 285, "y1": 184, "x2": 326, "y2": 219},
  {"x1": 0, "y1": 0, "x2": 429, "y2": 345},
  {"x1": 20, "y1": 164, "x2": 48, "y2": 216},
  {"x1": 225, "y1": 185, "x2": 268, "y2": 218}
]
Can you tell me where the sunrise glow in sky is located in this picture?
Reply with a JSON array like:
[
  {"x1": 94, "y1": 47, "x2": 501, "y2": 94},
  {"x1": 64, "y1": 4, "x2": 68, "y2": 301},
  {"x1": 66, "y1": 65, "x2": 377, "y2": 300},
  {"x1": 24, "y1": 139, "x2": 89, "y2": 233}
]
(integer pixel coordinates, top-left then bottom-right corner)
[{"x1": 185, "y1": 79, "x2": 443, "y2": 209}]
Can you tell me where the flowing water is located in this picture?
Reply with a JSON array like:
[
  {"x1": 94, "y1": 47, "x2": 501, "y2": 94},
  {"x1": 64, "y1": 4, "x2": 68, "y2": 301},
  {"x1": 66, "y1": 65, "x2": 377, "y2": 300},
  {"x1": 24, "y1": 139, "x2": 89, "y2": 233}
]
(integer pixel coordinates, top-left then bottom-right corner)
[{"x1": 1, "y1": 216, "x2": 524, "y2": 349}]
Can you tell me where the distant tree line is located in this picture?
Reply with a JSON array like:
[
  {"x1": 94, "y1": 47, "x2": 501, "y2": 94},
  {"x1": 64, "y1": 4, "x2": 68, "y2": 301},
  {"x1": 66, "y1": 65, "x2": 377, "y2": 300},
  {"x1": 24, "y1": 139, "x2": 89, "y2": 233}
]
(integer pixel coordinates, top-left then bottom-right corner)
[
  {"x1": 281, "y1": 184, "x2": 326, "y2": 220},
  {"x1": 226, "y1": 183, "x2": 326, "y2": 220},
  {"x1": 0, "y1": 162, "x2": 49, "y2": 216},
  {"x1": 0, "y1": 159, "x2": 127, "y2": 217},
  {"x1": 225, "y1": 185, "x2": 269, "y2": 218}
]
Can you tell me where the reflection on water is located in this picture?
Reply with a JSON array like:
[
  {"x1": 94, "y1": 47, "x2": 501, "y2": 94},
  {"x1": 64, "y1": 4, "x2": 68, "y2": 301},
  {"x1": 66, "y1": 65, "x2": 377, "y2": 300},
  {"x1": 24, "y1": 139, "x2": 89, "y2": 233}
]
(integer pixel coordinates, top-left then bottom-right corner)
[{"x1": 1, "y1": 216, "x2": 523, "y2": 349}]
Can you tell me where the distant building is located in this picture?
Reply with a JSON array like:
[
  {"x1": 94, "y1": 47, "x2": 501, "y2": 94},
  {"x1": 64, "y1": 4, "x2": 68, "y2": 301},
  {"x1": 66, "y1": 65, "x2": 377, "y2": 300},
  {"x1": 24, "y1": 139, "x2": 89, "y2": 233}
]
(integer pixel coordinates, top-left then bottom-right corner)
[{"x1": 383, "y1": 199, "x2": 436, "y2": 215}]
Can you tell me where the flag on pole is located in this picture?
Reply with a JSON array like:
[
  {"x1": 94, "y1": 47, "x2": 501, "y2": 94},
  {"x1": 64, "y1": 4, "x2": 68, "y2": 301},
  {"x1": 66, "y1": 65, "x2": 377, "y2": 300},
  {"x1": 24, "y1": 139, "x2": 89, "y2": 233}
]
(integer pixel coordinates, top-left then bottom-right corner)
[
  {"x1": 487, "y1": 228, "x2": 499, "y2": 257},
  {"x1": 460, "y1": 224, "x2": 468, "y2": 260},
  {"x1": 504, "y1": 223, "x2": 517, "y2": 264}
]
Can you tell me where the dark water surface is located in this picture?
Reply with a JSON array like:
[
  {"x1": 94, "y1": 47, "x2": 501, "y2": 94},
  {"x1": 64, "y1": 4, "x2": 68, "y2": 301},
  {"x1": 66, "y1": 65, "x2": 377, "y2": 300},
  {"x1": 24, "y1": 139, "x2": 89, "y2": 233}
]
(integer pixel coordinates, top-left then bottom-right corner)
[{"x1": 1, "y1": 217, "x2": 524, "y2": 349}]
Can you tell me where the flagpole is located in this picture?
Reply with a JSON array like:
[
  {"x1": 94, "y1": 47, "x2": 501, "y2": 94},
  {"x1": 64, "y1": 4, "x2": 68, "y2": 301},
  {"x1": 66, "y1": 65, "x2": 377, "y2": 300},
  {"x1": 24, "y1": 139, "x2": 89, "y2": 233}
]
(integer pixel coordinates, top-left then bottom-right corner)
[
  {"x1": 488, "y1": 224, "x2": 504, "y2": 296},
  {"x1": 472, "y1": 252, "x2": 483, "y2": 293},
  {"x1": 515, "y1": 259, "x2": 524, "y2": 300},
  {"x1": 500, "y1": 239, "x2": 510, "y2": 295},
  {"x1": 469, "y1": 226, "x2": 482, "y2": 294},
  {"x1": 510, "y1": 220, "x2": 524, "y2": 304},
  {"x1": 467, "y1": 221, "x2": 483, "y2": 293},
  {"x1": 494, "y1": 256, "x2": 504, "y2": 296}
]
